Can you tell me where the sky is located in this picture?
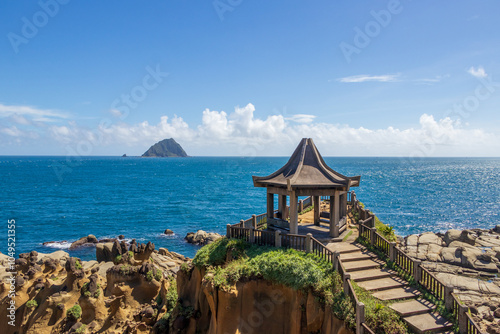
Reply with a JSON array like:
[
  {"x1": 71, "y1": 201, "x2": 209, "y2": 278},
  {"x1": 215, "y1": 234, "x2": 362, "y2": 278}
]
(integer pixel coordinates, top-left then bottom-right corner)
[{"x1": 1, "y1": 0, "x2": 499, "y2": 157}]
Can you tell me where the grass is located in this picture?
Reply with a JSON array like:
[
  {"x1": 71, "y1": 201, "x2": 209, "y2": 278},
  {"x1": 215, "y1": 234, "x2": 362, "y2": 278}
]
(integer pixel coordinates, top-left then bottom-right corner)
[
  {"x1": 352, "y1": 282, "x2": 408, "y2": 334},
  {"x1": 26, "y1": 300, "x2": 38, "y2": 309},
  {"x1": 193, "y1": 237, "x2": 333, "y2": 292},
  {"x1": 75, "y1": 259, "x2": 82, "y2": 270},
  {"x1": 66, "y1": 304, "x2": 82, "y2": 320},
  {"x1": 298, "y1": 204, "x2": 314, "y2": 215},
  {"x1": 342, "y1": 230, "x2": 353, "y2": 242}
]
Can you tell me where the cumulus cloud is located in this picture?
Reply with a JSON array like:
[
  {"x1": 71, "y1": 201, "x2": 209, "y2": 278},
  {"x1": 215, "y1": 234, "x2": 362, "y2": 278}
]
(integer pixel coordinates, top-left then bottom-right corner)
[
  {"x1": 1, "y1": 103, "x2": 498, "y2": 157},
  {"x1": 467, "y1": 66, "x2": 487, "y2": 78},
  {"x1": 338, "y1": 74, "x2": 400, "y2": 83}
]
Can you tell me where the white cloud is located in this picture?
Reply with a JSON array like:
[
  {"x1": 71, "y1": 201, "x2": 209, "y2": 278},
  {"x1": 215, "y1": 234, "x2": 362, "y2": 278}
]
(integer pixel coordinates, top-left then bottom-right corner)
[
  {"x1": 338, "y1": 74, "x2": 400, "y2": 83},
  {"x1": 286, "y1": 114, "x2": 316, "y2": 123},
  {"x1": 1, "y1": 103, "x2": 499, "y2": 157},
  {"x1": 467, "y1": 66, "x2": 487, "y2": 78},
  {"x1": 0, "y1": 103, "x2": 69, "y2": 122},
  {"x1": 109, "y1": 108, "x2": 124, "y2": 118}
]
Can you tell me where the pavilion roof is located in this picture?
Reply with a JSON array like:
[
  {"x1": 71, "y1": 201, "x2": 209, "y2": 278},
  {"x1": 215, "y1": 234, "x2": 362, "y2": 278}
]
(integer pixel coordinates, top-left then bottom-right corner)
[{"x1": 252, "y1": 138, "x2": 360, "y2": 190}]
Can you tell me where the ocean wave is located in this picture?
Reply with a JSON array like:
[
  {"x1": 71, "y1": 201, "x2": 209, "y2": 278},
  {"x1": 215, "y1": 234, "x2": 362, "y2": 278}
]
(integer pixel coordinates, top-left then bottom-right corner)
[{"x1": 42, "y1": 241, "x2": 72, "y2": 249}]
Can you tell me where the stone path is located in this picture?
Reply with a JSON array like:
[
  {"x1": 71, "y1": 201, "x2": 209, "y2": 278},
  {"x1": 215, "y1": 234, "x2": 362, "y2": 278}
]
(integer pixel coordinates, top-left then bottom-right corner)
[{"x1": 327, "y1": 241, "x2": 454, "y2": 334}]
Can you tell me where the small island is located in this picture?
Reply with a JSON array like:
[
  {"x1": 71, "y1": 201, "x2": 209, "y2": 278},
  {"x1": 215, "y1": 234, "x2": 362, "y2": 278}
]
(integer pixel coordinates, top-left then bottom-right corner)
[{"x1": 142, "y1": 138, "x2": 188, "y2": 157}]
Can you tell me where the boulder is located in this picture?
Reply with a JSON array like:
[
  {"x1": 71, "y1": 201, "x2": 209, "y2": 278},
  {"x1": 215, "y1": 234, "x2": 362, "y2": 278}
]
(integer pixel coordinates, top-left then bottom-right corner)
[
  {"x1": 164, "y1": 229, "x2": 174, "y2": 235},
  {"x1": 96, "y1": 243, "x2": 114, "y2": 262},
  {"x1": 444, "y1": 229, "x2": 462, "y2": 246},
  {"x1": 185, "y1": 230, "x2": 223, "y2": 246},
  {"x1": 70, "y1": 235, "x2": 99, "y2": 250}
]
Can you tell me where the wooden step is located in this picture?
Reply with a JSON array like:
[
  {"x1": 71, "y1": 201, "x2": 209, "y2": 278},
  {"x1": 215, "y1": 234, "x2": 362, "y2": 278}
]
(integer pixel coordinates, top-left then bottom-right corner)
[
  {"x1": 326, "y1": 243, "x2": 364, "y2": 254},
  {"x1": 371, "y1": 286, "x2": 421, "y2": 301},
  {"x1": 390, "y1": 299, "x2": 436, "y2": 317},
  {"x1": 404, "y1": 312, "x2": 453, "y2": 334},
  {"x1": 356, "y1": 276, "x2": 408, "y2": 292},
  {"x1": 349, "y1": 268, "x2": 395, "y2": 282},
  {"x1": 339, "y1": 251, "x2": 377, "y2": 262},
  {"x1": 343, "y1": 259, "x2": 383, "y2": 272}
]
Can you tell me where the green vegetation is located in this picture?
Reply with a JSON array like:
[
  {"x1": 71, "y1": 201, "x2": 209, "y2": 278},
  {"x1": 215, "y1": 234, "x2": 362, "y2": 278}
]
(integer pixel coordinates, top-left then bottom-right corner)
[
  {"x1": 352, "y1": 282, "x2": 408, "y2": 334},
  {"x1": 342, "y1": 230, "x2": 353, "y2": 242},
  {"x1": 26, "y1": 300, "x2": 38, "y2": 309},
  {"x1": 155, "y1": 269, "x2": 163, "y2": 281},
  {"x1": 66, "y1": 304, "x2": 82, "y2": 320},
  {"x1": 146, "y1": 270, "x2": 154, "y2": 281},
  {"x1": 374, "y1": 216, "x2": 397, "y2": 242},
  {"x1": 75, "y1": 259, "x2": 82, "y2": 270},
  {"x1": 81, "y1": 282, "x2": 101, "y2": 298},
  {"x1": 128, "y1": 250, "x2": 134, "y2": 258},
  {"x1": 193, "y1": 238, "x2": 333, "y2": 292},
  {"x1": 180, "y1": 262, "x2": 190, "y2": 273},
  {"x1": 298, "y1": 204, "x2": 314, "y2": 215},
  {"x1": 155, "y1": 277, "x2": 179, "y2": 332},
  {"x1": 75, "y1": 324, "x2": 87, "y2": 334},
  {"x1": 114, "y1": 255, "x2": 122, "y2": 263}
]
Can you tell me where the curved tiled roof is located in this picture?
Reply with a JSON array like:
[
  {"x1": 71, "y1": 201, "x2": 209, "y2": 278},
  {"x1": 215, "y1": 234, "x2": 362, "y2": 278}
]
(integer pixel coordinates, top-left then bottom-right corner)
[{"x1": 252, "y1": 138, "x2": 360, "y2": 190}]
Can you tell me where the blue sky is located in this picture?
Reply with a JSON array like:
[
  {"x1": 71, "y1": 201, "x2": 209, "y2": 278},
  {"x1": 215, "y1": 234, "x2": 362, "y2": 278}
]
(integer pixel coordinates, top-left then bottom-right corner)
[{"x1": 1, "y1": 0, "x2": 499, "y2": 156}]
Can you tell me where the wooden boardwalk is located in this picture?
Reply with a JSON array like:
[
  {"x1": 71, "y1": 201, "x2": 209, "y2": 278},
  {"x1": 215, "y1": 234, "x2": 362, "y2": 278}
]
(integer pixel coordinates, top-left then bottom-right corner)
[{"x1": 327, "y1": 240, "x2": 454, "y2": 334}]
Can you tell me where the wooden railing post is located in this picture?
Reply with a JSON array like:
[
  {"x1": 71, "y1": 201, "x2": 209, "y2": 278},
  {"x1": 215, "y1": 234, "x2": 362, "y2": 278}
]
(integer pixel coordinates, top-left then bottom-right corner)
[
  {"x1": 299, "y1": 199, "x2": 304, "y2": 213},
  {"x1": 333, "y1": 251, "x2": 340, "y2": 271},
  {"x1": 370, "y1": 227, "x2": 376, "y2": 246},
  {"x1": 252, "y1": 214, "x2": 257, "y2": 229},
  {"x1": 458, "y1": 304, "x2": 468, "y2": 334},
  {"x1": 343, "y1": 275, "x2": 351, "y2": 297},
  {"x1": 356, "y1": 302, "x2": 365, "y2": 334},
  {"x1": 413, "y1": 259, "x2": 422, "y2": 283},
  {"x1": 249, "y1": 228, "x2": 255, "y2": 243},
  {"x1": 240, "y1": 219, "x2": 245, "y2": 227},
  {"x1": 275, "y1": 230, "x2": 281, "y2": 248},
  {"x1": 305, "y1": 233, "x2": 312, "y2": 253},
  {"x1": 389, "y1": 242, "x2": 396, "y2": 262},
  {"x1": 226, "y1": 224, "x2": 231, "y2": 238},
  {"x1": 444, "y1": 285, "x2": 454, "y2": 312}
]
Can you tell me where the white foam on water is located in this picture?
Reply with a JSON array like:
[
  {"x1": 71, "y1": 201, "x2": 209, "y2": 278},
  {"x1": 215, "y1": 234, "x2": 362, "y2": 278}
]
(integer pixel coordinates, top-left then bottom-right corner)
[{"x1": 42, "y1": 241, "x2": 72, "y2": 249}]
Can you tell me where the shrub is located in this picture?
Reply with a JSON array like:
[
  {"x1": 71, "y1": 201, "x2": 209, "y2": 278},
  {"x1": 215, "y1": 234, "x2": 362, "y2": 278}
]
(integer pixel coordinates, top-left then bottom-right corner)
[
  {"x1": 146, "y1": 270, "x2": 154, "y2": 281},
  {"x1": 75, "y1": 259, "x2": 82, "y2": 270},
  {"x1": 154, "y1": 269, "x2": 163, "y2": 281},
  {"x1": 66, "y1": 305, "x2": 82, "y2": 320},
  {"x1": 114, "y1": 255, "x2": 122, "y2": 263},
  {"x1": 26, "y1": 300, "x2": 38, "y2": 309},
  {"x1": 75, "y1": 324, "x2": 86, "y2": 334}
]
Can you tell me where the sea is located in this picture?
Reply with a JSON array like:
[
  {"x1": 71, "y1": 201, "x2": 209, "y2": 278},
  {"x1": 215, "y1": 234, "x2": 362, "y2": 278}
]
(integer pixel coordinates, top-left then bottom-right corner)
[{"x1": 1, "y1": 156, "x2": 499, "y2": 260}]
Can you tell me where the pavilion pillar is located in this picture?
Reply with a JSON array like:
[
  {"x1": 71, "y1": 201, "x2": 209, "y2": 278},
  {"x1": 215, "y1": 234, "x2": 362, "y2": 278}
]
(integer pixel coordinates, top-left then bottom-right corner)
[
  {"x1": 289, "y1": 191, "x2": 298, "y2": 234},
  {"x1": 267, "y1": 192, "x2": 274, "y2": 219},
  {"x1": 278, "y1": 195, "x2": 287, "y2": 220},
  {"x1": 313, "y1": 196, "x2": 320, "y2": 226},
  {"x1": 330, "y1": 191, "x2": 340, "y2": 237},
  {"x1": 340, "y1": 192, "x2": 347, "y2": 218}
]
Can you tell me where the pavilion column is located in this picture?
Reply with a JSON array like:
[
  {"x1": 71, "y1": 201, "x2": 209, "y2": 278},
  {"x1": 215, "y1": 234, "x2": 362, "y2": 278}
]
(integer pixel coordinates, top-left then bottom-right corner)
[
  {"x1": 278, "y1": 195, "x2": 287, "y2": 220},
  {"x1": 313, "y1": 196, "x2": 320, "y2": 226},
  {"x1": 330, "y1": 191, "x2": 340, "y2": 237},
  {"x1": 341, "y1": 192, "x2": 348, "y2": 218},
  {"x1": 267, "y1": 192, "x2": 274, "y2": 219},
  {"x1": 289, "y1": 191, "x2": 298, "y2": 234}
]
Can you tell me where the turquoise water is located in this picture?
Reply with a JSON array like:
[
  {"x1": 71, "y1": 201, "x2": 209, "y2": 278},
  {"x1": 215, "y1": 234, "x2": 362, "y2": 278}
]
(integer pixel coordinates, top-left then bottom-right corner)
[{"x1": 1, "y1": 157, "x2": 499, "y2": 259}]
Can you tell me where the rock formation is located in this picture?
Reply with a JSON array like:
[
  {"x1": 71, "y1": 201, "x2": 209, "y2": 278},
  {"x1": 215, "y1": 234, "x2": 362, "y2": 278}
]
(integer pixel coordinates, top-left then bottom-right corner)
[
  {"x1": 142, "y1": 138, "x2": 188, "y2": 157},
  {"x1": 400, "y1": 227, "x2": 500, "y2": 331},
  {"x1": 184, "y1": 230, "x2": 222, "y2": 246}
]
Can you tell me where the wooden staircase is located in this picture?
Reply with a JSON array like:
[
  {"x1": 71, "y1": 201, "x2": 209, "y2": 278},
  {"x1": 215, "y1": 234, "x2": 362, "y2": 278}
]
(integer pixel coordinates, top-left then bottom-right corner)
[{"x1": 334, "y1": 243, "x2": 454, "y2": 334}]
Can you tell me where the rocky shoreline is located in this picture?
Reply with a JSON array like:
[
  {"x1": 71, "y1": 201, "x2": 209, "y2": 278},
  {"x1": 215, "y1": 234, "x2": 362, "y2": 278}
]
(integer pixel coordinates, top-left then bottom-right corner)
[{"x1": 400, "y1": 225, "x2": 500, "y2": 332}]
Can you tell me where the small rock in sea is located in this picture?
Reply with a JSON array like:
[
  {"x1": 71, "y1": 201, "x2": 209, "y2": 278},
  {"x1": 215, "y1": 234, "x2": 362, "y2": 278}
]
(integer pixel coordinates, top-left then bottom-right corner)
[
  {"x1": 164, "y1": 229, "x2": 174, "y2": 235},
  {"x1": 69, "y1": 235, "x2": 99, "y2": 250},
  {"x1": 118, "y1": 235, "x2": 125, "y2": 240}
]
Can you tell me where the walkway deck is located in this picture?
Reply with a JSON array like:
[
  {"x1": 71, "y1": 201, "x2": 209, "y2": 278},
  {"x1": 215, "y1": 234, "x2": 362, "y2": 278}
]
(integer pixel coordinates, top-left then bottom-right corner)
[{"x1": 327, "y1": 240, "x2": 454, "y2": 334}]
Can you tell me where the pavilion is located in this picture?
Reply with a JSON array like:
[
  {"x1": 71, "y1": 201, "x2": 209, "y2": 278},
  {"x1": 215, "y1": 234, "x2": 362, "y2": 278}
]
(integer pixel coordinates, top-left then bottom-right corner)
[{"x1": 252, "y1": 138, "x2": 360, "y2": 237}]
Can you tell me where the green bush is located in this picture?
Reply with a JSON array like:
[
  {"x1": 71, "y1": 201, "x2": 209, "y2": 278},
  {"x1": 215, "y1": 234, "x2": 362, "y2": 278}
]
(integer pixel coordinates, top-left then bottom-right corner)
[
  {"x1": 75, "y1": 324, "x2": 86, "y2": 334},
  {"x1": 154, "y1": 269, "x2": 163, "y2": 281},
  {"x1": 66, "y1": 304, "x2": 82, "y2": 320},
  {"x1": 75, "y1": 259, "x2": 82, "y2": 270},
  {"x1": 146, "y1": 270, "x2": 154, "y2": 281},
  {"x1": 115, "y1": 255, "x2": 122, "y2": 263},
  {"x1": 26, "y1": 300, "x2": 38, "y2": 309}
]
